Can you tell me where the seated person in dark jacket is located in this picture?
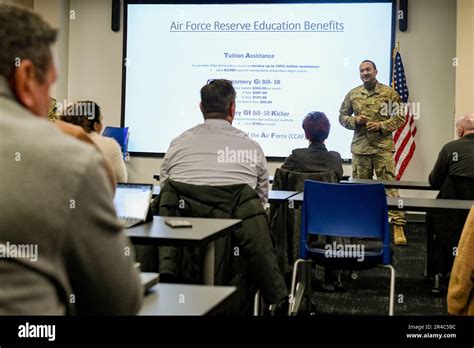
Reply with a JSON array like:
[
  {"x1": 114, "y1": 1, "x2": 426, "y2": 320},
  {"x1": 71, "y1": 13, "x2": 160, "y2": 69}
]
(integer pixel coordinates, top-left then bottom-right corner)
[
  {"x1": 280, "y1": 111, "x2": 344, "y2": 291},
  {"x1": 426, "y1": 114, "x2": 474, "y2": 282},
  {"x1": 429, "y1": 114, "x2": 474, "y2": 188},
  {"x1": 281, "y1": 111, "x2": 344, "y2": 180}
]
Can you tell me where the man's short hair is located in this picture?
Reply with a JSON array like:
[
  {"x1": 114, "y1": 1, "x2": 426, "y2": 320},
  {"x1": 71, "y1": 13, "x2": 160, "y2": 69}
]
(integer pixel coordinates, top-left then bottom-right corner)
[
  {"x1": 302, "y1": 111, "x2": 331, "y2": 143},
  {"x1": 0, "y1": 4, "x2": 57, "y2": 82},
  {"x1": 360, "y1": 59, "x2": 377, "y2": 70},
  {"x1": 200, "y1": 79, "x2": 236, "y2": 119}
]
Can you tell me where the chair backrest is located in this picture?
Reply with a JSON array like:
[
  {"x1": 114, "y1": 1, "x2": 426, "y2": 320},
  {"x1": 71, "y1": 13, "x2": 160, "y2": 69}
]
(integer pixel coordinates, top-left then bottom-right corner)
[
  {"x1": 270, "y1": 168, "x2": 339, "y2": 273},
  {"x1": 272, "y1": 168, "x2": 338, "y2": 191},
  {"x1": 102, "y1": 126, "x2": 129, "y2": 155},
  {"x1": 300, "y1": 180, "x2": 391, "y2": 264},
  {"x1": 450, "y1": 175, "x2": 474, "y2": 200},
  {"x1": 156, "y1": 180, "x2": 266, "y2": 314}
]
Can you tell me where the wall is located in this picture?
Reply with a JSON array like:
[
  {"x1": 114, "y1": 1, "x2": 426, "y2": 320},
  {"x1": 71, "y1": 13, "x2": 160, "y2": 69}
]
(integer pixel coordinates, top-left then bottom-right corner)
[
  {"x1": 5, "y1": 0, "x2": 34, "y2": 8},
  {"x1": 455, "y1": 0, "x2": 474, "y2": 117},
  {"x1": 30, "y1": 0, "x2": 462, "y2": 192},
  {"x1": 67, "y1": 0, "x2": 122, "y2": 124},
  {"x1": 395, "y1": 0, "x2": 456, "y2": 197},
  {"x1": 34, "y1": 0, "x2": 70, "y2": 102},
  {"x1": 9, "y1": 0, "x2": 69, "y2": 101}
]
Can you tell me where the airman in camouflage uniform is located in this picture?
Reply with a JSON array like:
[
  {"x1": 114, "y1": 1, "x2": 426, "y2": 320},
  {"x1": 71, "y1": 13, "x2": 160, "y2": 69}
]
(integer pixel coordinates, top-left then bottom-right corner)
[{"x1": 339, "y1": 60, "x2": 407, "y2": 245}]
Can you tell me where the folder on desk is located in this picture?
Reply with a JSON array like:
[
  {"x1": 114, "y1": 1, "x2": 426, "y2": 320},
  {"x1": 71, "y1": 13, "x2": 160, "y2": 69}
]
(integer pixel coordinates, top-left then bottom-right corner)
[
  {"x1": 102, "y1": 126, "x2": 129, "y2": 158},
  {"x1": 140, "y1": 272, "x2": 160, "y2": 293}
]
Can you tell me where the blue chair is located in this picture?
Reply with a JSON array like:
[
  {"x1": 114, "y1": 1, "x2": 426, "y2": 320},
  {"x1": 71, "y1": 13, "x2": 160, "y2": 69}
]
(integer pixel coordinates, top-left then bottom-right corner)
[
  {"x1": 102, "y1": 126, "x2": 129, "y2": 159},
  {"x1": 289, "y1": 180, "x2": 395, "y2": 315}
]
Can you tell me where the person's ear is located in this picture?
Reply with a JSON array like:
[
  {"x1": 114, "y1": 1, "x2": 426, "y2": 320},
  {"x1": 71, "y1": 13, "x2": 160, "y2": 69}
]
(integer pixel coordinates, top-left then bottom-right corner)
[
  {"x1": 10, "y1": 60, "x2": 38, "y2": 112},
  {"x1": 230, "y1": 101, "x2": 236, "y2": 117},
  {"x1": 458, "y1": 127, "x2": 464, "y2": 138},
  {"x1": 226, "y1": 101, "x2": 236, "y2": 124},
  {"x1": 199, "y1": 102, "x2": 204, "y2": 114},
  {"x1": 94, "y1": 122, "x2": 102, "y2": 133}
]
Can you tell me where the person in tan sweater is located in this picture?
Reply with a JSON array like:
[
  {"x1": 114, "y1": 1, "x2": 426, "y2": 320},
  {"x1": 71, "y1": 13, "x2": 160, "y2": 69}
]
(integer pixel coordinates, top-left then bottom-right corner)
[
  {"x1": 447, "y1": 206, "x2": 474, "y2": 315},
  {"x1": 61, "y1": 101, "x2": 128, "y2": 183}
]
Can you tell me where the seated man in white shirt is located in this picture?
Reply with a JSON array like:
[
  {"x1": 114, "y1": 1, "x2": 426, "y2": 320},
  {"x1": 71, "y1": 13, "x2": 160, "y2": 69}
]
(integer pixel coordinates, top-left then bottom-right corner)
[
  {"x1": 159, "y1": 79, "x2": 288, "y2": 314},
  {"x1": 161, "y1": 79, "x2": 268, "y2": 206}
]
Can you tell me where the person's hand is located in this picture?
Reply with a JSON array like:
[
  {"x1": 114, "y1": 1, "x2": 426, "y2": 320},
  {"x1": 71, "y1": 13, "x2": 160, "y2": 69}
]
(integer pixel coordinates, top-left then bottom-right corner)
[
  {"x1": 355, "y1": 115, "x2": 369, "y2": 125},
  {"x1": 366, "y1": 121, "x2": 381, "y2": 132},
  {"x1": 55, "y1": 120, "x2": 117, "y2": 190}
]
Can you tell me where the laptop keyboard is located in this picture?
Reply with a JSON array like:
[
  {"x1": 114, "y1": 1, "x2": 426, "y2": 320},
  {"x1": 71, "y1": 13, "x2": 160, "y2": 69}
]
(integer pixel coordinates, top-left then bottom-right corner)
[{"x1": 118, "y1": 217, "x2": 142, "y2": 229}]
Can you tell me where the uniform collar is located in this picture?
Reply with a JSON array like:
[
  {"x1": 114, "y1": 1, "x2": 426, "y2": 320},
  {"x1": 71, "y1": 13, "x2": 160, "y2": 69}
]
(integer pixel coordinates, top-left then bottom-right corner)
[{"x1": 361, "y1": 81, "x2": 381, "y2": 95}]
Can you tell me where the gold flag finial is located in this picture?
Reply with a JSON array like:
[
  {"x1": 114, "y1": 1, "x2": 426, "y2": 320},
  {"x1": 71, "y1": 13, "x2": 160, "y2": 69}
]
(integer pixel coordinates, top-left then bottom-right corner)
[
  {"x1": 391, "y1": 41, "x2": 400, "y2": 89},
  {"x1": 393, "y1": 41, "x2": 400, "y2": 59}
]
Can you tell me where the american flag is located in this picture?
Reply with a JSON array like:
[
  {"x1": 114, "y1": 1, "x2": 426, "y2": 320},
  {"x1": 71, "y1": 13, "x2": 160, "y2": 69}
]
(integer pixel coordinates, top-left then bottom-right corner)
[{"x1": 392, "y1": 50, "x2": 417, "y2": 180}]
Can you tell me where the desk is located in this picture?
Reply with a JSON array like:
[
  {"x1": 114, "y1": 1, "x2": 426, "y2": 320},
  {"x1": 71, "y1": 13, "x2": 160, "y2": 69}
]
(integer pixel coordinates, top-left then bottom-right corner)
[
  {"x1": 386, "y1": 197, "x2": 474, "y2": 212},
  {"x1": 290, "y1": 192, "x2": 474, "y2": 212},
  {"x1": 128, "y1": 216, "x2": 241, "y2": 284},
  {"x1": 268, "y1": 190, "x2": 299, "y2": 204},
  {"x1": 340, "y1": 178, "x2": 434, "y2": 190},
  {"x1": 155, "y1": 174, "x2": 274, "y2": 183},
  {"x1": 288, "y1": 192, "x2": 304, "y2": 203},
  {"x1": 139, "y1": 283, "x2": 236, "y2": 315}
]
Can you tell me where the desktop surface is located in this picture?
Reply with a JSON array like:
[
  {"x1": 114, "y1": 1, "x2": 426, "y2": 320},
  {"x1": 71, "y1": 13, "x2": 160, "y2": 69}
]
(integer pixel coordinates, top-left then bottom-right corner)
[
  {"x1": 127, "y1": 216, "x2": 241, "y2": 246},
  {"x1": 139, "y1": 283, "x2": 236, "y2": 315}
]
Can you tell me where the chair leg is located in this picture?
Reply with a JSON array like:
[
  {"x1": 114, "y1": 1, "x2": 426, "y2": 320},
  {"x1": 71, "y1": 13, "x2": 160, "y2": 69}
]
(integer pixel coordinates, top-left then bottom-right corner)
[
  {"x1": 253, "y1": 290, "x2": 260, "y2": 316},
  {"x1": 423, "y1": 254, "x2": 428, "y2": 278},
  {"x1": 432, "y1": 274, "x2": 440, "y2": 294},
  {"x1": 381, "y1": 264, "x2": 396, "y2": 316},
  {"x1": 289, "y1": 259, "x2": 312, "y2": 315},
  {"x1": 291, "y1": 282, "x2": 306, "y2": 316}
]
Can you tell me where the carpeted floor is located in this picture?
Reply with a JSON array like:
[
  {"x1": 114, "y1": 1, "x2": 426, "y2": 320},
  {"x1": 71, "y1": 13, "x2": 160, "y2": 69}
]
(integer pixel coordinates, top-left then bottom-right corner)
[{"x1": 310, "y1": 221, "x2": 448, "y2": 316}]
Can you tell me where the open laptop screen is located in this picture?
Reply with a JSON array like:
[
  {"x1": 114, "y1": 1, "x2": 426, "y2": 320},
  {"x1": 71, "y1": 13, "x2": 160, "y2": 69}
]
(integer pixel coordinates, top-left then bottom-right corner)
[{"x1": 114, "y1": 183, "x2": 153, "y2": 220}]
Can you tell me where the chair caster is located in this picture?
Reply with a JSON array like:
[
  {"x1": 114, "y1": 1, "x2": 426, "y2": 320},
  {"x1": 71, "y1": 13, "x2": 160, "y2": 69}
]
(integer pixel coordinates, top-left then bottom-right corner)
[{"x1": 350, "y1": 271, "x2": 359, "y2": 280}]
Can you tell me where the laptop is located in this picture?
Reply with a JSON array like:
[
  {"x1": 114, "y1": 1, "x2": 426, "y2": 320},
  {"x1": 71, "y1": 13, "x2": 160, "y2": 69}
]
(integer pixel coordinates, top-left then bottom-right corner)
[{"x1": 114, "y1": 183, "x2": 153, "y2": 228}]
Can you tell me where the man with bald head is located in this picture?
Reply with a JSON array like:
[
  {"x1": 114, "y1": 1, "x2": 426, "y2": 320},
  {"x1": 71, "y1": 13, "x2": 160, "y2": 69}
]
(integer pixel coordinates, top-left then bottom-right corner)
[
  {"x1": 429, "y1": 114, "x2": 474, "y2": 187},
  {"x1": 427, "y1": 114, "x2": 474, "y2": 286}
]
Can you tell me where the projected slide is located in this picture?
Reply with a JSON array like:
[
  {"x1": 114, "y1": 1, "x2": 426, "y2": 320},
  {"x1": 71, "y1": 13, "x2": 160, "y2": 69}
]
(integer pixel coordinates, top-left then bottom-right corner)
[{"x1": 124, "y1": 2, "x2": 393, "y2": 158}]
